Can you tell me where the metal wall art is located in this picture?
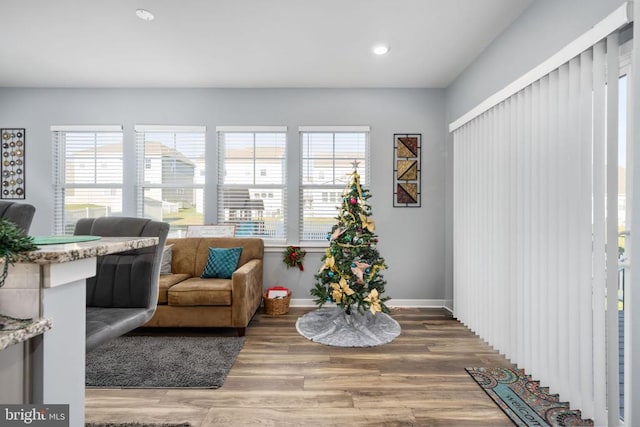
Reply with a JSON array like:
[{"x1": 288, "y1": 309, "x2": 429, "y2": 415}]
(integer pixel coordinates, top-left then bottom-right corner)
[
  {"x1": 393, "y1": 133, "x2": 421, "y2": 207},
  {"x1": 1, "y1": 129, "x2": 26, "y2": 199}
]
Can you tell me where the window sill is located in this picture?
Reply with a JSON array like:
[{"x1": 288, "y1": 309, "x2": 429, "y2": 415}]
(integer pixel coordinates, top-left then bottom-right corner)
[{"x1": 264, "y1": 243, "x2": 328, "y2": 253}]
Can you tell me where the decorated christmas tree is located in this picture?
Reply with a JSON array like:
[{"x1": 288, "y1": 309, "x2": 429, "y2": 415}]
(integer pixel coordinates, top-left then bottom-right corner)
[{"x1": 311, "y1": 165, "x2": 390, "y2": 315}]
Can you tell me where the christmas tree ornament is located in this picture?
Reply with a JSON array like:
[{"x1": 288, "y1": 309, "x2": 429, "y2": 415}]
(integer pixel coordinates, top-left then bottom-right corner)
[
  {"x1": 351, "y1": 261, "x2": 370, "y2": 283},
  {"x1": 330, "y1": 227, "x2": 346, "y2": 241},
  {"x1": 363, "y1": 289, "x2": 382, "y2": 314},
  {"x1": 319, "y1": 254, "x2": 335, "y2": 272},
  {"x1": 359, "y1": 213, "x2": 375, "y2": 232},
  {"x1": 331, "y1": 277, "x2": 355, "y2": 303}
]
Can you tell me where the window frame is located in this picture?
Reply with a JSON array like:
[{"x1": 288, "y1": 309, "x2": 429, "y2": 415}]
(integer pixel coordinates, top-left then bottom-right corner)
[
  {"x1": 216, "y1": 126, "x2": 288, "y2": 242},
  {"x1": 299, "y1": 126, "x2": 370, "y2": 243},
  {"x1": 51, "y1": 125, "x2": 124, "y2": 235},
  {"x1": 134, "y1": 125, "x2": 206, "y2": 236}
]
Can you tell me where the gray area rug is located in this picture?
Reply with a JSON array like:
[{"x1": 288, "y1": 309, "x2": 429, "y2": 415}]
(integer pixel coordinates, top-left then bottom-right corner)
[
  {"x1": 296, "y1": 307, "x2": 401, "y2": 347},
  {"x1": 86, "y1": 335, "x2": 245, "y2": 388}
]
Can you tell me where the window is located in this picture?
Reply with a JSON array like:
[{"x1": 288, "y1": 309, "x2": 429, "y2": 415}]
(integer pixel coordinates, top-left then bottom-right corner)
[
  {"x1": 217, "y1": 126, "x2": 287, "y2": 240},
  {"x1": 300, "y1": 126, "x2": 369, "y2": 241},
  {"x1": 52, "y1": 125, "x2": 123, "y2": 234},
  {"x1": 135, "y1": 125, "x2": 206, "y2": 237}
]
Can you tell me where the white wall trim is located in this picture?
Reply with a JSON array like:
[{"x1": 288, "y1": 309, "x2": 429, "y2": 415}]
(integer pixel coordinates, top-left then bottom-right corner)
[
  {"x1": 264, "y1": 244, "x2": 328, "y2": 253},
  {"x1": 50, "y1": 125, "x2": 122, "y2": 132},
  {"x1": 289, "y1": 298, "x2": 452, "y2": 308},
  {"x1": 134, "y1": 125, "x2": 206, "y2": 133},
  {"x1": 298, "y1": 125, "x2": 370, "y2": 132},
  {"x1": 215, "y1": 125, "x2": 287, "y2": 132},
  {"x1": 443, "y1": 301, "x2": 453, "y2": 313},
  {"x1": 448, "y1": 2, "x2": 630, "y2": 132}
]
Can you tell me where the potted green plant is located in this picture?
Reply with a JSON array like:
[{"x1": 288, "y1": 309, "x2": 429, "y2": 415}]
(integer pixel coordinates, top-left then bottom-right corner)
[{"x1": 0, "y1": 218, "x2": 37, "y2": 288}]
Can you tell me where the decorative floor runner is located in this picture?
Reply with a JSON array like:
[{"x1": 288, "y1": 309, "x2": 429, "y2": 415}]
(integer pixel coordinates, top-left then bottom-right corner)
[
  {"x1": 296, "y1": 307, "x2": 401, "y2": 347},
  {"x1": 466, "y1": 367, "x2": 593, "y2": 427}
]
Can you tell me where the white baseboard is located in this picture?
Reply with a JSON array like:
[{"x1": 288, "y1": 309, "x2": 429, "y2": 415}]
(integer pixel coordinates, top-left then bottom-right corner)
[{"x1": 290, "y1": 298, "x2": 453, "y2": 309}]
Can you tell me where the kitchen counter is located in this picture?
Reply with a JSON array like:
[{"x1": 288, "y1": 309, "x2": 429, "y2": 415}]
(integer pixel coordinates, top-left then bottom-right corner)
[
  {"x1": 0, "y1": 235, "x2": 159, "y2": 425},
  {"x1": 0, "y1": 315, "x2": 52, "y2": 351}
]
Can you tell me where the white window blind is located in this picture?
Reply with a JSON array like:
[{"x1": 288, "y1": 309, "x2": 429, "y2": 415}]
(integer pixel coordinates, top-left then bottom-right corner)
[
  {"x1": 51, "y1": 126, "x2": 123, "y2": 234},
  {"x1": 217, "y1": 127, "x2": 286, "y2": 240},
  {"x1": 451, "y1": 31, "x2": 627, "y2": 426},
  {"x1": 135, "y1": 125, "x2": 206, "y2": 237},
  {"x1": 300, "y1": 127, "x2": 369, "y2": 241}
]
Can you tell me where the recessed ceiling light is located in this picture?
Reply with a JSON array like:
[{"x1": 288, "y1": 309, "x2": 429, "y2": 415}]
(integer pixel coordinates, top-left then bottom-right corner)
[
  {"x1": 136, "y1": 9, "x2": 155, "y2": 21},
  {"x1": 373, "y1": 45, "x2": 390, "y2": 55}
]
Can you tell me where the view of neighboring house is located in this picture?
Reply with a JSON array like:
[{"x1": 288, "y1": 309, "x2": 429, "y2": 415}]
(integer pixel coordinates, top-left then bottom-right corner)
[{"x1": 141, "y1": 140, "x2": 203, "y2": 220}]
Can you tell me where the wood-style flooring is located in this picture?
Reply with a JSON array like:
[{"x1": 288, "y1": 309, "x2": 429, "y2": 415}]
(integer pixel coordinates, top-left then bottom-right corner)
[{"x1": 85, "y1": 307, "x2": 514, "y2": 426}]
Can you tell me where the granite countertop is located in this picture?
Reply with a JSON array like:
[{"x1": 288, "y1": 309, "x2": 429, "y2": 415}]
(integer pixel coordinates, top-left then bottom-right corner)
[
  {"x1": 0, "y1": 315, "x2": 52, "y2": 351},
  {"x1": 23, "y1": 236, "x2": 159, "y2": 265}
]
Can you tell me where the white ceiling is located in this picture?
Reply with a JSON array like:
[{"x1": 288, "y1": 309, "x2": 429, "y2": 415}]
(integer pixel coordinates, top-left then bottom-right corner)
[{"x1": 0, "y1": 0, "x2": 533, "y2": 88}]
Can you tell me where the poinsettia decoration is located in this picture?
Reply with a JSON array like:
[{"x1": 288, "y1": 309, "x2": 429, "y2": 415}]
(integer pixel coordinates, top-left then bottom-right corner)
[{"x1": 283, "y1": 245, "x2": 306, "y2": 271}]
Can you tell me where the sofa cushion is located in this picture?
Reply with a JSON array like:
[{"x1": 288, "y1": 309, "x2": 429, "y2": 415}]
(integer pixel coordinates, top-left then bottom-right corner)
[
  {"x1": 168, "y1": 278, "x2": 232, "y2": 306},
  {"x1": 166, "y1": 237, "x2": 264, "y2": 277},
  {"x1": 160, "y1": 244, "x2": 174, "y2": 274},
  {"x1": 201, "y1": 247, "x2": 242, "y2": 279},
  {"x1": 158, "y1": 273, "x2": 192, "y2": 304}
]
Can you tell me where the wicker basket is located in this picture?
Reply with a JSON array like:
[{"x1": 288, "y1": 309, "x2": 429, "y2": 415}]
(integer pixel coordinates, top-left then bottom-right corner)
[{"x1": 263, "y1": 291, "x2": 291, "y2": 316}]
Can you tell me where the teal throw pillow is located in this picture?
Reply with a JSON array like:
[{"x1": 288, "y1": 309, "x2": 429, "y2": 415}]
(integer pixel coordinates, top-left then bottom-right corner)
[{"x1": 201, "y1": 247, "x2": 243, "y2": 279}]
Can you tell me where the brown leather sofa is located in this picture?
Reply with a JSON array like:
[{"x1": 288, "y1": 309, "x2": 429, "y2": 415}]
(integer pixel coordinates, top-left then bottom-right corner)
[{"x1": 143, "y1": 237, "x2": 264, "y2": 336}]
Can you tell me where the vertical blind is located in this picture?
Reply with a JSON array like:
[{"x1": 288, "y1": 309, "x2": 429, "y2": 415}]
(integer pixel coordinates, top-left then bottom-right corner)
[
  {"x1": 135, "y1": 125, "x2": 206, "y2": 236},
  {"x1": 216, "y1": 126, "x2": 287, "y2": 240},
  {"x1": 51, "y1": 125, "x2": 123, "y2": 234},
  {"x1": 452, "y1": 32, "x2": 626, "y2": 426},
  {"x1": 299, "y1": 126, "x2": 369, "y2": 241}
]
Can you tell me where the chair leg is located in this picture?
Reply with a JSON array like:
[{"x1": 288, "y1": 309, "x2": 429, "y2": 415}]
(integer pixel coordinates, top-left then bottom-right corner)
[{"x1": 237, "y1": 327, "x2": 246, "y2": 337}]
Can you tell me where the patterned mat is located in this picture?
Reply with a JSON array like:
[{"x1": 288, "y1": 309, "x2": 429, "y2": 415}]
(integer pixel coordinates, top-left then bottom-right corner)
[{"x1": 466, "y1": 367, "x2": 593, "y2": 427}]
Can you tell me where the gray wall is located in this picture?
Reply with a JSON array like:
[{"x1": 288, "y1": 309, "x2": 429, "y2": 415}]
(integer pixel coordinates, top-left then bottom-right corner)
[
  {"x1": 0, "y1": 88, "x2": 447, "y2": 303},
  {"x1": 444, "y1": 0, "x2": 627, "y2": 306},
  {"x1": 446, "y1": 0, "x2": 626, "y2": 120}
]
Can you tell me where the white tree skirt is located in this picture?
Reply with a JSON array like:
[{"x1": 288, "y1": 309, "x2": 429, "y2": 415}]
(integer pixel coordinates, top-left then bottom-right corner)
[{"x1": 296, "y1": 307, "x2": 401, "y2": 347}]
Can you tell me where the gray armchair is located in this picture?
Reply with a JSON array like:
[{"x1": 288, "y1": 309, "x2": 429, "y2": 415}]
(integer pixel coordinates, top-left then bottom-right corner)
[
  {"x1": 74, "y1": 217, "x2": 169, "y2": 351},
  {"x1": 0, "y1": 201, "x2": 35, "y2": 233}
]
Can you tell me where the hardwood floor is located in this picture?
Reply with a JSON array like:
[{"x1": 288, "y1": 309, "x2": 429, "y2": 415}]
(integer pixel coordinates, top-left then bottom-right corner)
[{"x1": 85, "y1": 308, "x2": 514, "y2": 426}]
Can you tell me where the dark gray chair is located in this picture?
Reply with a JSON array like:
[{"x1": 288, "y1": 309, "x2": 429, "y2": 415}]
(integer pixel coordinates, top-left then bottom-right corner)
[
  {"x1": 75, "y1": 217, "x2": 169, "y2": 351},
  {"x1": 0, "y1": 201, "x2": 35, "y2": 233}
]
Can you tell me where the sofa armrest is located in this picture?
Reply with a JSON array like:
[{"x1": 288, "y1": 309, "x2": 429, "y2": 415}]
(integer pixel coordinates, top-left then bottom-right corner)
[{"x1": 230, "y1": 258, "x2": 263, "y2": 327}]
